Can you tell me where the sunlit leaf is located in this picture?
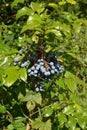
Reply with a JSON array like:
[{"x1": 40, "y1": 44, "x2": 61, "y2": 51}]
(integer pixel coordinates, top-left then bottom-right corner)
[
  {"x1": 68, "y1": 116, "x2": 77, "y2": 129},
  {"x1": 63, "y1": 105, "x2": 74, "y2": 115},
  {"x1": 30, "y1": 2, "x2": 45, "y2": 14},
  {"x1": 19, "y1": 68, "x2": 27, "y2": 82},
  {"x1": 43, "y1": 107, "x2": 53, "y2": 117},
  {"x1": 16, "y1": 7, "x2": 33, "y2": 20},
  {"x1": 3, "y1": 66, "x2": 19, "y2": 87},
  {"x1": 58, "y1": 112, "x2": 67, "y2": 126},
  {"x1": 0, "y1": 104, "x2": 6, "y2": 113}
]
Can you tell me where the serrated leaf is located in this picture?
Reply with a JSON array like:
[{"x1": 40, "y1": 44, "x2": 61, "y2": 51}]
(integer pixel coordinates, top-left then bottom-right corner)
[
  {"x1": 3, "y1": 66, "x2": 19, "y2": 87},
  {"x1": 0, "y1": 104, "x2": 6, "y2": 113},
  {"x1": 58, "y1": 112, "x2": 67, "y2": 126},
  {"x1": 16, "y1": 7, "x2": 33, "y2": 20},
  {"x1": 11, "y1": 0, "x2": 24, "y2": 8},
  {"x1": 26, "y1": 100, "x2": 35, "y2": 112},
  {"x1": 19, "y1": 68, "x2": 27, "y2": 82}
]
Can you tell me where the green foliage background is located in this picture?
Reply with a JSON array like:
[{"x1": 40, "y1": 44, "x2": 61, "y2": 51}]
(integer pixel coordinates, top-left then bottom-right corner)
[{"x1": 0, "y1": 0, "x2": 87, "y2": 129}]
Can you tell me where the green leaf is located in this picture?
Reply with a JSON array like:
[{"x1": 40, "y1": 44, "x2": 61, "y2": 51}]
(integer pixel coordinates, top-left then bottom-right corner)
[
  {"x1": 31, "y1": 118, "x2": 43, "y2": 129},
  {"x1": 16, "y1": 7, "x2": 33, "y2": 20},
  {"x1": 32, "y1": 119, "x2": 51, "y2": 130},
  {"x1": 66, "y1": 0, "x2": 76, "y2": 4},
  {"x1": 0, "y1": 104, "x2": 6, "y2": 113},
  {"x1": 3, "y1": 66, "x2": 19, "y2": 87},
  {"x1": 33, "y1": 93, "x2": 42, "y2": 105},
  {"x1": 56, "y1": 78, "x2": 65, "y2": 89},
  {"x1": 64, "y1": 78, "x2": 75, "y2": 93},
  {"x1": 58, "y1": 112, "x2": 67, "y2": 126},
  {"x1": 78, "y1": 118, "x2": 86, "y2": 129},
  {"x1": 21, "y1": 14, "x2": 43, "y2": 33},
  {"x1": 19, "y1": 68, "x2": 27, "y2": 82},
  {"x1": 11, "y1": 0, "x2": 24, "y2": 8},
  {"x1": 65, "y1": 71, "x2": 87, "y2": 87},
  {"x1": 26, "y1": 100, "x2": 35, "y2": 112},
  {"x1": 39, "y1": 120, "x2": 51, "y2": 130},
  {"x1": 46, "y1": 29, "x2": 62, "y2": 37},
  {"x1": 63, "y1": 105, "x2": 74, "y2": 115},
  {"x1": 51, "y1": 102, "x2": 60, "y2": 110},
  {"x1": 43, "y1": 107, "x2": 53, "y2": 117},
  {"x1": 48, "y1": 3, "x2": 58, "y2": 9},
  {"x1": 68, "y1": 116, "x2": 77, "y2": 129},
  {"x1": 7, "y1": 124, "x2": 14, "y2": 130},
  {"x1": 30, "y1": 2, "x2": 45, "y2": 14},
  {"x1": 13, "y1": 121, "x2": 25, "y2": 130},
  {"x1": 22, "y1": 91, "x2": 42, "y2": 105}
]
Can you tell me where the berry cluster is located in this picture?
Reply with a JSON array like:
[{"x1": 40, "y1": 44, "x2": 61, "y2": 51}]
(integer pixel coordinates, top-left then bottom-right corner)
[
  {"x1": 13, "y1": 46, "x2": 64, "y2": 81},
  {"x1": 27, "y1": 59, "x2": 64, "y2": 81}
]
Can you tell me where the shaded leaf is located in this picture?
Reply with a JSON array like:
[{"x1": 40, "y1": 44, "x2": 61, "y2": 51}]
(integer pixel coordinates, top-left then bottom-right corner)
[
  {"x1": 11, "y1": 0, "x2": 24, "y2": 8},
  {"x1": 31, "y1": 118, "x2": 43, "y2": 129},
  {"x1": 33, "y1": 93, "x2": 42, "y2": 105},
  {"x1": 26, "y1": 100, "x2": 35, "y2": 112}
]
